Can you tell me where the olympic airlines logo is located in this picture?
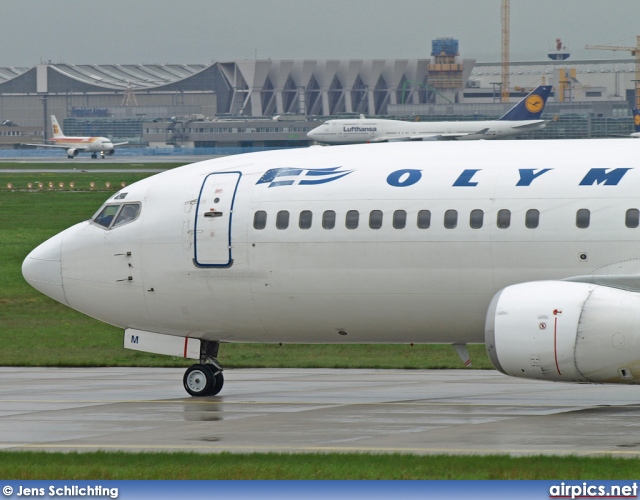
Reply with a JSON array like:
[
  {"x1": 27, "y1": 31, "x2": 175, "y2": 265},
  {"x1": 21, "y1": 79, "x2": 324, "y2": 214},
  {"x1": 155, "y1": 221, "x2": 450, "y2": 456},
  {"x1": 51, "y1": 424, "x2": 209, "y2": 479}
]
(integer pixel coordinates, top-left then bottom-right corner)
[
  {"x1": 256, "y1": 167, "x2": 353, "y2": 188},
  {"x1": 525, "y1": 94, "x2": 544, "y2": 114}
]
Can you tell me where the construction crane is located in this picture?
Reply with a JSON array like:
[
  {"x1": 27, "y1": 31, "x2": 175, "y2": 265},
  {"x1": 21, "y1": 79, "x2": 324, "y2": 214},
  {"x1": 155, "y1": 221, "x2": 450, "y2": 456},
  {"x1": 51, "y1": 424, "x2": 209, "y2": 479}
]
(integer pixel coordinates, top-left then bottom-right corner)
[
  {"x1": 501, "y1": 0, "x2": 510, "y2": 103},
  {"x1": 586, "y1": 35, "x2": 640, "y2": 109}
]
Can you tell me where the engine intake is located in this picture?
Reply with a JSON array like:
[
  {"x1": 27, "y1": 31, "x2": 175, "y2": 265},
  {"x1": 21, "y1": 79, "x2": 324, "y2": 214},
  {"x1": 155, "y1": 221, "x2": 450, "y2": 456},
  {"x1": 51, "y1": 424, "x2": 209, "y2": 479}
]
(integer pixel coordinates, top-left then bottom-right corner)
[{"x1": 485, "y1": 281, "x2": 640, "y2": 384}]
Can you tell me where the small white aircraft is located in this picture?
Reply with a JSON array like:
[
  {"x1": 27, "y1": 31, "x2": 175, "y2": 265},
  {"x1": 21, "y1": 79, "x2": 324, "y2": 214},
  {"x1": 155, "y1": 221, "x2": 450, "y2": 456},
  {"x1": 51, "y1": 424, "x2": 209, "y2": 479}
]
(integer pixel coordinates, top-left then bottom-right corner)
[
  {"x1": 22, "y1": 138, "x2": 640, "y2": 397},
  {"x1": 307, "y1": 85, "x2": 552, "y2": 144},
  {"x1": 27, "y1": 115, "x2": 127, "y2": 159}
]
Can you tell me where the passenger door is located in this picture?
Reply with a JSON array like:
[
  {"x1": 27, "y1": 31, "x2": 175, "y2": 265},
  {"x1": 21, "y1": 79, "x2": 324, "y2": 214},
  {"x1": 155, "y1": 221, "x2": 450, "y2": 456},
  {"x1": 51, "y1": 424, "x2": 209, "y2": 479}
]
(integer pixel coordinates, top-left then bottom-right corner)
[{"x1": 193, "y1": 172, "x2": 242, "y2": 267}]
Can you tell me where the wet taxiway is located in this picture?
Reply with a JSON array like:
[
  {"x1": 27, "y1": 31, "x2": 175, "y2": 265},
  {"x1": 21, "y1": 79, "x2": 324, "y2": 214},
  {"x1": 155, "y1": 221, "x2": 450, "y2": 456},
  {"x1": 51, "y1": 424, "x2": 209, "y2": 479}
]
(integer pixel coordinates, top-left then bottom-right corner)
[{"x1": 2, "y1": 367, "x2": 640, "y2": 456}]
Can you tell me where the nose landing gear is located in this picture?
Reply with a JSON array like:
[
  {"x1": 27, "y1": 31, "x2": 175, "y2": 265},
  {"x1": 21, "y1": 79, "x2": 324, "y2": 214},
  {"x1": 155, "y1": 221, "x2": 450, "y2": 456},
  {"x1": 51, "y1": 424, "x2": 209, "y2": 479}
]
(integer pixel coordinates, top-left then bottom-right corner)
[{"x1": 182, "y1": 340, "x2": 224, "y2": 397}]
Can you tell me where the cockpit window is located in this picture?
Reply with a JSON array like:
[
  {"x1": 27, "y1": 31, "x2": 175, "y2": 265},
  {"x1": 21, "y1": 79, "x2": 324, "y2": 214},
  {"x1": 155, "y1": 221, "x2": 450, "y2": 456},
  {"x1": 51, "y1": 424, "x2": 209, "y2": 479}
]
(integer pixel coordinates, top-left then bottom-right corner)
[
  {"x1": 113, "y1": 203, "x2": 141, "y2": 227},
  {"x1": 93, "y1": 205, "x2": 120, "y2": 228},
  {"x1": 93, "y1": 203, "x2": 141, "y2": 229}
]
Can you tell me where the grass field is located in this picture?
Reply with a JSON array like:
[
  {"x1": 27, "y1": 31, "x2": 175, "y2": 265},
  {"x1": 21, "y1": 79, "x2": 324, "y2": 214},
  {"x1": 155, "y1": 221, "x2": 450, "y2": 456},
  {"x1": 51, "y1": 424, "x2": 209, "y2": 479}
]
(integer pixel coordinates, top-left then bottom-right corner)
[{"x1": 1, "y1": 163, "x2": 631, "y2": 479}]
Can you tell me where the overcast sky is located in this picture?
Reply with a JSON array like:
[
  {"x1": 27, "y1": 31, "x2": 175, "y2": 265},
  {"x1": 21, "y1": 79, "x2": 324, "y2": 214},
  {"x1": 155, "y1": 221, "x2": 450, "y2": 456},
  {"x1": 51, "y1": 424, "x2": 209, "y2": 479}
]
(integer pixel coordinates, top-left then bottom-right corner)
[{"x1": 1, "y1": 0, "x2": 639, "y2": 66}]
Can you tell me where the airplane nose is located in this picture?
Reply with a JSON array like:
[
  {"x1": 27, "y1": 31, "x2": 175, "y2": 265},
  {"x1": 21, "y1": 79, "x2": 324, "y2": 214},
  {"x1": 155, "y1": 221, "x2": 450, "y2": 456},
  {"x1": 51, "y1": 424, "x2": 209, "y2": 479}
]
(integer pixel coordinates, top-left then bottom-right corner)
[{"x1": 22, "y1": 232, "x2": 68, "y2": 306}]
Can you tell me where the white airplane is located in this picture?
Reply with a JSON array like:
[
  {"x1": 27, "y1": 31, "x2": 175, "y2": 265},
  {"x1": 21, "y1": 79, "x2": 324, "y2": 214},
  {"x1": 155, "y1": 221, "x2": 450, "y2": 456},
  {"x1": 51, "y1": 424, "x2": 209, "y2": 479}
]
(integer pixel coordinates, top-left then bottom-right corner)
[
  {"x1": 307, "y1": 85, "x2": 552, "y2": 144},
  {"x1": 27, "y1": 115, "x2": 127, "y2": 159},
  {"x1": 22, "y1": 138, "x2": 640, "y2": 397}
]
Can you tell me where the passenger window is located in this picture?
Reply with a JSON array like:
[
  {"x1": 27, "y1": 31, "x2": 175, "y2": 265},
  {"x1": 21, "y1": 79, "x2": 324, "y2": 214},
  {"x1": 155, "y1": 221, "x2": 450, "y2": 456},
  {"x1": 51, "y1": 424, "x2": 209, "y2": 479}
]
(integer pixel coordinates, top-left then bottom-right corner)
[
  {"x1": 253, "y1": 210, "x2": 267, "y2": 230},
  {"x1": 576, "y1": 209, "x2": 590, "y2": 229},
  {"x1": 469, "y1": 209, "x2": 483, "y2": 229},
  {"x1": 276, "y1": 210, "x2": 289, "y2": 230},
  {"x1": 345, "y1": 210, "x2": 359, "y2": 229},
  {"x1": 113, "y1": 203, "x2": 140, "y2": 227},
  {"x1": 444, "y1": 209, "x2": 458, "y2": 229},
  {"x1": 497, "y1": 209, "x2": 511, "y2": 229},
  {"x1": 626, "y1": 209, "x2": 639, "y2": 228},
  {"x1": 322, "y1": 210, "x2": 336, "y2": 229},
  {"x1": 417, "y1": 210, "x2": 431, "y2": 229},
  {"x1": 299, "y1": 210, "x2": 312, "y2": 229},
  {"x1": 369, "y1": 210, "x2": 383, "y2": 229},
  {"x1": 93, "y1": 205, "x2": 120, "y2": 228},
  {"x1": 393, "y1": 210, "x2": 406, "y2": 229},
  {"x1": 525, "y1": 209, "x2": 540, "y2": 229}
]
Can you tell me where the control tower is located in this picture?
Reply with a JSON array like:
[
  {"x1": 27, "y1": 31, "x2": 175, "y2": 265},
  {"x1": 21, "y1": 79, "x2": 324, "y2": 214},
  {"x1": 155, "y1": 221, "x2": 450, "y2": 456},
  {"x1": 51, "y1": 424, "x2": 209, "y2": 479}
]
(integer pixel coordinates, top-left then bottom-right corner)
[
  {"x1": 548, "y1": 38, "x2": 570, "y2": 61},
  {"x1": 428, "y1": 37, "x2": 463, "y2": 103}
]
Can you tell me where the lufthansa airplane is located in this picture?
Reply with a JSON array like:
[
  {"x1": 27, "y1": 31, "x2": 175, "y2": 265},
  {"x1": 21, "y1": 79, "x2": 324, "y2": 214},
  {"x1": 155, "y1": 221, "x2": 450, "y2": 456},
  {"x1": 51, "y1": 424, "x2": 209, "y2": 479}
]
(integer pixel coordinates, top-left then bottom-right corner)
[
  {"x1": 22, "y1": 138, "x2": 640, "y2": 396},
  {"x1": 27, "y1": 116, "x2": 127, "y2": 159},
  {"x1": 307, "y1": 85, "x2": 552, "y2": 144}
]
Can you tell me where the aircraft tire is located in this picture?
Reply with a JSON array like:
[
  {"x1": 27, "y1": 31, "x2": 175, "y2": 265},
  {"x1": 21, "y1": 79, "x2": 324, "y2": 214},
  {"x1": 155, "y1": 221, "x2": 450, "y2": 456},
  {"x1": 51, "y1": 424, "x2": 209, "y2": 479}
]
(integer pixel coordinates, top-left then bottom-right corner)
[
  {"x1": 207, "y1": 368, "x2": 224, "y2": 396},
  {"x1": 183, "y1": 364, "x2": 215, "y2": 397}
]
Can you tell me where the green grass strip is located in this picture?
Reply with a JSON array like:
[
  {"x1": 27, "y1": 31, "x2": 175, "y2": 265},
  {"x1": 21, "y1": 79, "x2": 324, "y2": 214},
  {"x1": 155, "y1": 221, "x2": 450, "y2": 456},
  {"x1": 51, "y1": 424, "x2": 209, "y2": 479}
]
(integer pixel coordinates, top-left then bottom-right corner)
[{"x1": 1, "y1": 451, "x2": 639, "y2": 479}]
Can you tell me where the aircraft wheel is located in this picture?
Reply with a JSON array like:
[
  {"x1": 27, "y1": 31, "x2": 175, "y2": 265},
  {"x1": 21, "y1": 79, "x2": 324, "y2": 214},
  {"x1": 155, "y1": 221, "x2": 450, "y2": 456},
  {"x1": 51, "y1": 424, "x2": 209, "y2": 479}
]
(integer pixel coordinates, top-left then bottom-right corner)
[
  {"x1": 91, "y1": 153, "x2": 97, "y2": 159},
  {"x1": 183, "y1": 364, "x2": 214, "y2": 397}
]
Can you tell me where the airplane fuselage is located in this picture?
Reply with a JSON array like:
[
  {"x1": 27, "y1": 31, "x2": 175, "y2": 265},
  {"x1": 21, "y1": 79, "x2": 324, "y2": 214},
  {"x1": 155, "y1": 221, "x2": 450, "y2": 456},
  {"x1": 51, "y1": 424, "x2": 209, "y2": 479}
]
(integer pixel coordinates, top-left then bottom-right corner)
[
  {"x1": 23, "y1": 139, "x2": 640, "y2": 341},
  {"x1": 50, "y1": 136, "x2": 115, "y2": 153}
]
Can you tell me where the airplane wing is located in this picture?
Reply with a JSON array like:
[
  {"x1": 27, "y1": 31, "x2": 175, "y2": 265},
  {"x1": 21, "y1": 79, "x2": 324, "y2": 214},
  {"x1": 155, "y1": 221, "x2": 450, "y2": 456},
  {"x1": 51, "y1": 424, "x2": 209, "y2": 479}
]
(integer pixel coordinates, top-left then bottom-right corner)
[
  {"x1": 367, "y1": 136, "x2": 434, "y2": 143},
  {"x1": 112, "y1": 142, "x2": 128, "y2": 146},
  {"x1": 24, "y1": 143, "x2": 89, "y2": 151},
  {"x1": 509, "y1": 120, "x2": 546, "y2": 130},
  {"x1": 368, "y1": 129, "x2": 490, "y2": 143},
  {"x1": 407, "y1": 128, "x2": 491, "y2": 141}
]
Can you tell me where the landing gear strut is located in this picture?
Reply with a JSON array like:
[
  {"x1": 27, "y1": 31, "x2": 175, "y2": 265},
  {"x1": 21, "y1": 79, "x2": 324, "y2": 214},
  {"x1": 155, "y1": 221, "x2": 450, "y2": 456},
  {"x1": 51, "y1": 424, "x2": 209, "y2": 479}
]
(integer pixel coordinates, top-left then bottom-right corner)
[{"x1": 183, "y1": 340, "x2": 224, "y2": 397}]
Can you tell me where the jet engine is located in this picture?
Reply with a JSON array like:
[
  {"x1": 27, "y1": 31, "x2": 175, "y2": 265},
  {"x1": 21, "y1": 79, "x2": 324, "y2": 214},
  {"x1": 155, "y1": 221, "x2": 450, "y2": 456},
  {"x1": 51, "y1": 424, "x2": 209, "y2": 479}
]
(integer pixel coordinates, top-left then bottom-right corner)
[
  {"x1": 66, "y1": 148, "x2": 79, "y2": 158},
  {"x1": 485, "y1": 281, "x2": 640, "y2": 384}
]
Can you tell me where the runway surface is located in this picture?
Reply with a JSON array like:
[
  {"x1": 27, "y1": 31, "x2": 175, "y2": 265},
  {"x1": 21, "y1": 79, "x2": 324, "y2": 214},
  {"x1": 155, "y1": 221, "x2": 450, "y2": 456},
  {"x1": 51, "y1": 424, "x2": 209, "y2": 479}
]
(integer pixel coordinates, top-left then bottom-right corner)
[
  {"x1": 0, "y1": 155, "x2": 225, "y2": 165},
  {"x1": 2, "y1": 367, "x2": 640, "y2": 456}
]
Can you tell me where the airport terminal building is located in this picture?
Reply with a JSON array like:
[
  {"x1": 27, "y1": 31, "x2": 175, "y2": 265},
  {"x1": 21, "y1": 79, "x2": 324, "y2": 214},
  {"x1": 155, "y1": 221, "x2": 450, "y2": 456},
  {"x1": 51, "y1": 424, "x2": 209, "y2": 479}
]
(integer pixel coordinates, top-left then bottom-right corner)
[{"x1": 0, "y1": 50, "x2": 637, "y2": 149}]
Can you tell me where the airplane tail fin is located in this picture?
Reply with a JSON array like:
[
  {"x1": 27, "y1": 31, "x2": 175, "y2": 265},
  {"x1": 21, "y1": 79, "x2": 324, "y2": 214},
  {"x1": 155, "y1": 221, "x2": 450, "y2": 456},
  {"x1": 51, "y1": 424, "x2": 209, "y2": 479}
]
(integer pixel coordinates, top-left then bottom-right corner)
[
  {"x1": 51, "y1": 115, "x2": 65, "y2": 138},
  {"x1": 633, "y1": 109, "x2": 640, "y2": 133},
  {"x1": 499, "y1": 85, "x2": 552, "y2": 121}
]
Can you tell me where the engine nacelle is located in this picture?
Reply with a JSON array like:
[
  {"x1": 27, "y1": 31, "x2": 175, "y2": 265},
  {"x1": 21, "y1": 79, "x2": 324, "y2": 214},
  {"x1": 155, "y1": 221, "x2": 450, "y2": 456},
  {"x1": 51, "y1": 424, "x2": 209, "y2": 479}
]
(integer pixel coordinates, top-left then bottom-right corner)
[
  {"x1": 485, "y1": 281, "x2": 640, "y2": 384},
  {"x1": 66, "y1": 148, "x2": 79, "y2": 157}
]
